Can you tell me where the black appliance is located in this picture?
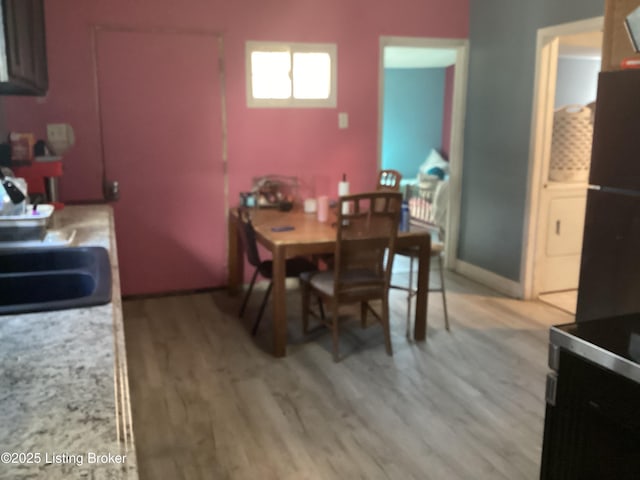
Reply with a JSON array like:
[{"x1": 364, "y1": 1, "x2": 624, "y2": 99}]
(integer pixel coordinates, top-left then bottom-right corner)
[
  {"x1": 540, "y1": 315, "x2": 640, "y2": 480},
  {"x1": 541, "y1": 70, "x2": 640, "y2": 480},
  {"x1": 575, "y1": 70, "x2": 640, "y2": 322}
]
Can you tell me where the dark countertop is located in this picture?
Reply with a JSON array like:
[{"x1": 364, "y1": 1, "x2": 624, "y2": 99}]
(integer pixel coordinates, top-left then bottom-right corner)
[{"x1": 550, "y1": 313, "x2": 640, "y2": 384}]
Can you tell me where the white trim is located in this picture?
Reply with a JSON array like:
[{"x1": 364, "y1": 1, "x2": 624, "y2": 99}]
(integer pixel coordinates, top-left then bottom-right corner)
[
  {"x1": 456, "y1": 260, "x2": 523, "y2": 299},
  {"x1": 245, "y1": 41, "x2": 337, "y2": 108},
  {"x1": 521, "y1": 16, "x2": 603, "y2": 300},
  {"x1": 532, "y1": 17, "x2": 604, "y2": 42},
  {"x1": 378, "y1": 36, "x2": 469, "y2": 271}
]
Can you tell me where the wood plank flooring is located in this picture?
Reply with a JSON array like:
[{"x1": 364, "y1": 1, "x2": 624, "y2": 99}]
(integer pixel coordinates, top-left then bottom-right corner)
[
  {"x1": 123, "y1": 270, "x2": 573, "y2": 480},
  {"x1": 539, "y1": 289, "x2": 578, "y2": 316}
]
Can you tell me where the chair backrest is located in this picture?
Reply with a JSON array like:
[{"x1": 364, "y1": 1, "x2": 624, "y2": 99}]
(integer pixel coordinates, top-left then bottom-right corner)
[
  {"x1": 236, "y1": 208, "x2": 262, "y2": 268},
  {"x1": 333, "y1": 192, "x2": 402, "y2": 296},
  {"x1": 376, "y1": 170, "x2": 402, "y2": 191},
  {"x1": 405, "y1": 179, "x2": 448, "y2": 242}
]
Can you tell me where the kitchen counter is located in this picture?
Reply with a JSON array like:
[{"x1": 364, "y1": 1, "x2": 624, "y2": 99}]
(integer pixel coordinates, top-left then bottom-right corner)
[
  {"x1": 0, "y1": 205, "x2": 138, "y2": 479},
  {"x1": 549, "y1": 314, "x2": 640, "y2": 384},
  {"x1": 541, "y1": 315, "x2": 640, "y2": 478}
]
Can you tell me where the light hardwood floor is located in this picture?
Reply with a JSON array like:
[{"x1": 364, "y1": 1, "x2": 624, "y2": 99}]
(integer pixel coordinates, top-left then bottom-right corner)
[
  {"x1": 123, "y1": 269, "x2": 573, "y2": 480},
  {"x1": 539, "y1": 290, "x2": 578, "y2": 316}
]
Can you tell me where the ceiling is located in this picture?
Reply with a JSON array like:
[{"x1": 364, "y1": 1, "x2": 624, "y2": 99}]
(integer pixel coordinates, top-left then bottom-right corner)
[
  {"x1": 384, "y1": 46, "x2": 457, "y2": 69},
  {"x1": 558, "y1": 31, "x2": 603, "y2": 59}
]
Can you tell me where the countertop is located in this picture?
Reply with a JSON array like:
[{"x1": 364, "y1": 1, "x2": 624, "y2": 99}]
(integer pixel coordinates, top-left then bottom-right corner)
[
  {"x1": 550, "y1": 314, "x2": 640, "y2": 384},
  {"x1": 0, "y1": 205, "x2": 138, "y2": 479}
]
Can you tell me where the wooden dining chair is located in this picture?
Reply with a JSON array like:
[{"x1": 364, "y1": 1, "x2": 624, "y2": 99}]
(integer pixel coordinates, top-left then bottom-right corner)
[
  {"x1": 376, "y1": 169, "x2": 402, "y2": 191},
  {"x1": 236, "y1": 208, "x2": 318, "y2": 335},
  {"x1": 300, "y1": 191, "x2": 402, "y2": 361}
]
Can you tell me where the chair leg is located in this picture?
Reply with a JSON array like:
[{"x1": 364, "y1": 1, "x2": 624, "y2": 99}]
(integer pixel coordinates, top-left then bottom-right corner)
[
  {"x1": 318, "y1": 297, "x2": 325, "y2": 320},
  {"x1": 381, "y1": 296, "x2": 393, "y2": 356},
  {"x1": 406, "y1": 255, "x2": 415, "y2": 338},
  {"x1": 239, "y1": 268, "x2": 260, "y2": 317},
  {"x1": 301, "y1": 281, "x2": 311, "y2": 334},
  {"x1": 360, "y1": 301, "x2": 368, "y2": 328},
  {"x1": 252, "y1": 281, "x2": 273, "y2": 336},
  {"x1": 331, "y1": 300, "x2": 340, "y2": 362},
  {"x1": 438, "y1": 255, "x2": 450, "y2": 331}
]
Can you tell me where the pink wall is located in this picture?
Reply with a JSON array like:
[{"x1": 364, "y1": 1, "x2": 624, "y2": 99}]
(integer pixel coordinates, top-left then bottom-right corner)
[
  {"x1": 3, "y1": 0, "x2": 468, "y2": 202},
  {"x1": 441, "y1": 65, "x2": 455, "y2": 159}
]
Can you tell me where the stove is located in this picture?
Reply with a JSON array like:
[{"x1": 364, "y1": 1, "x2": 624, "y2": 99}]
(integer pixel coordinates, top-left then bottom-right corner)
[
  {"x1": 550, "y1": 313, "x2": 640, "y2": 384},
  {"x1": 541, "y1": 314, "x2": 640, "y2": 479}
]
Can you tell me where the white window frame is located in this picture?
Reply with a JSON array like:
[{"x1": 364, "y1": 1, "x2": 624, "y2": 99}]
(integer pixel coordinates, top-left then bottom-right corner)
[{"x1": 246, "y1": 41, "x2": 337, "y2": 108}]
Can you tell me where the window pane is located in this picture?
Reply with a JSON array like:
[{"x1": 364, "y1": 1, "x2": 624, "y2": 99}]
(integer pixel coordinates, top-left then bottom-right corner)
[
  {"x1": 292, "y1": 52, "x2": 331, "y2": 99},
  {"x1": 251, "y1": 51, "x2": 292, "y2": 99}
]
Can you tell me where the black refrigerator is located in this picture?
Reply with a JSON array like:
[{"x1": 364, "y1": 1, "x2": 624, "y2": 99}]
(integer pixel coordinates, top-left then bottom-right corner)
[{"x1": 575, "y1": 70, "x2": 640, "y2": 322}]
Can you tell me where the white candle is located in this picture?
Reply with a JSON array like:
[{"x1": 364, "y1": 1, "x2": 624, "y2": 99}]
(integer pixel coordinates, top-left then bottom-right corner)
[{"x1": 338, "y1": 176, "x2": 349, "y2": 215}]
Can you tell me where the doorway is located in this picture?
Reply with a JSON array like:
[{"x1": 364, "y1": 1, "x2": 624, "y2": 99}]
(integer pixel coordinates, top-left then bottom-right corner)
[
  {"x1": 378, "y1": 36, "x2": 468, "y2": 269},
  {"x1": 94, "y1": 27, "x2": 226, "y2": 296},
  {"x1": 522, "y1": 17, "x2": 604, "y2": 312}
]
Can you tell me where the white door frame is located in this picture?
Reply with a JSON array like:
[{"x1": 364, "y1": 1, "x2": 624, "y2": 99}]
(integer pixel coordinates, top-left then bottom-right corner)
[
  {"x1": 520, "y1": 16, "x2": 603, "y2": 300},
  {"x1": 378, "y1": 36, "x2": 469, "y2": 269}
]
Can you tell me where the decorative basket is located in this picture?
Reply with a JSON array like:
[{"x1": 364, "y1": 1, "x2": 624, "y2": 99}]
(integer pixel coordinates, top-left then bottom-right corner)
[
  {"x1": 548, "y1": 105, "x2": 593, "y2": 183},
  {"x1": 251, "y1": 175, "x2": 299, "y2": 208}
]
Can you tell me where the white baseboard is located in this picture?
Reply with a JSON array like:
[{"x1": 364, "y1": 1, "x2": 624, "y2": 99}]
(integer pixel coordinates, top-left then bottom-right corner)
[{"x1": 455, "y1": 260, "x2": 523, "y2": 299}]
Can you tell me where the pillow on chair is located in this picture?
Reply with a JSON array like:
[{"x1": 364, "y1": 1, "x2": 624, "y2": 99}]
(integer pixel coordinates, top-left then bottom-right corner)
[{"x1": 418, "y1": 149, "x2": 449, "y2": 181}]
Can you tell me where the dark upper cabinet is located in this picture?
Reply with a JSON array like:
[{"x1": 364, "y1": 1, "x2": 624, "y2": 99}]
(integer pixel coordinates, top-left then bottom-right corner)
[
  {"x1": 0, "y1": 0, "x2": 48, "y2": 95},
  {"x1": 589, "y1": 70, "x2": 640, "y2": 190},
  {"x1": 576, "y1": 189, "x2": 640, "y2": 322},
  {"x1": 576, "y1": 70, "x2": 640, "y2": 323}
]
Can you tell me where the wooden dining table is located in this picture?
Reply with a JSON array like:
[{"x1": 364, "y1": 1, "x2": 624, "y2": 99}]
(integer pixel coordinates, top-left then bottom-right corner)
[{"x1": 227, "y1": 207, "x2": 431, "y2": 357}]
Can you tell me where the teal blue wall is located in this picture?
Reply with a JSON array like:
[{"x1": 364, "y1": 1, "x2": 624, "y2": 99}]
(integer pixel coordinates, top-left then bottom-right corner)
[
  {"x1": 458, "y1": 0, "x2": 604, "y2": 282},
  {"x1": 382, "y1": 68, "x2": 445, "y2": 180}
]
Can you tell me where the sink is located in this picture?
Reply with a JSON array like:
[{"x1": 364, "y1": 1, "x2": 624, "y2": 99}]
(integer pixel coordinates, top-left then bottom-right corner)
[
  {"x1": 0, "y1": 247, "x2": 100, "y2": 273},
  {"x1": 0, "y1": 247, "x2": 112, "y2": 315}
]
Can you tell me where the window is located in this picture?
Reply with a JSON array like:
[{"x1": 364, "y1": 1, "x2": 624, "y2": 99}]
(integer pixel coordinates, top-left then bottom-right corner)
[{"x1": 246, "y1": 42, "x2": 337, "y2": 108}]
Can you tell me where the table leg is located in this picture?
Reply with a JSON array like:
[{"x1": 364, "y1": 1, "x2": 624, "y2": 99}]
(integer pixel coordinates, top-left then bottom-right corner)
[
  {"x1": 413, "y1": 235, "x2": 430, "y2": 340},
  {"x1": 227, "y1": 213, "x2": 243, "y2": 295},
  {"x1": 272, "y1": 245, "x2": 287, "y2": 357}
]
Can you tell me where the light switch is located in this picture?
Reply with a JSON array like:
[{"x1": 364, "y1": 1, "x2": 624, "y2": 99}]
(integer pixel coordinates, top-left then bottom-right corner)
[{"x1": 338, "y1": 112, "x2": 349, "y2": 129}]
